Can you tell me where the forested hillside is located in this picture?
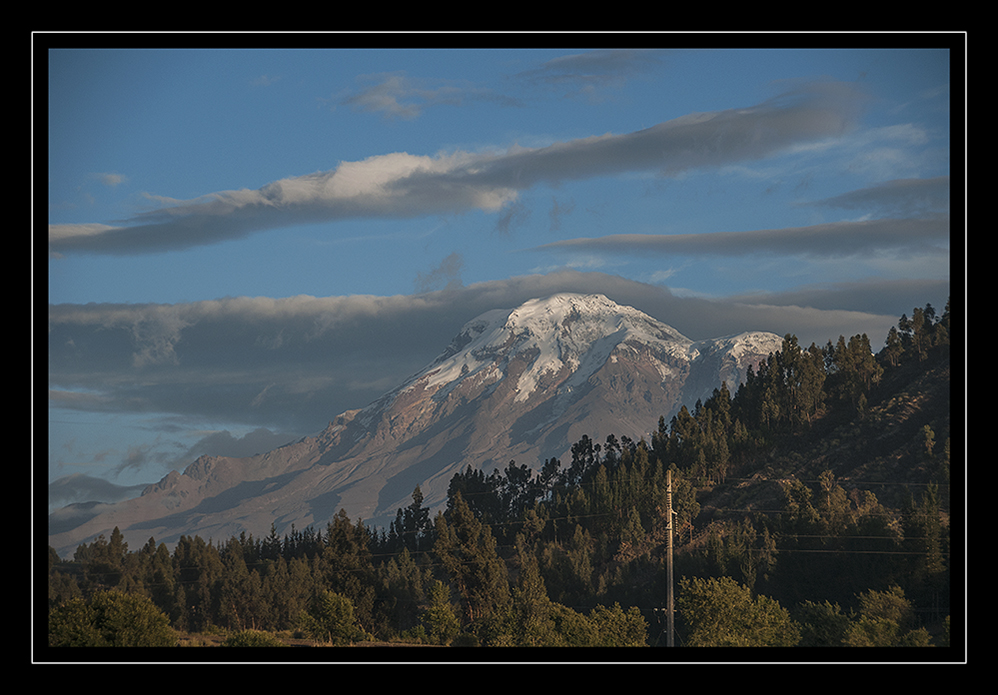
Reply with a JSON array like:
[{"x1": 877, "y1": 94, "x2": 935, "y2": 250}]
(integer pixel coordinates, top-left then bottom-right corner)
[{"x1": 46, "y1": 300, "x2": 956, "y2": 651}]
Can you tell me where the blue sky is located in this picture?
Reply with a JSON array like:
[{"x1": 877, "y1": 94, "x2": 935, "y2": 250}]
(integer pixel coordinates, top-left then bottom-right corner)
[{"x1": 42, "y1": 36, "x2": 958, "y2": 513}]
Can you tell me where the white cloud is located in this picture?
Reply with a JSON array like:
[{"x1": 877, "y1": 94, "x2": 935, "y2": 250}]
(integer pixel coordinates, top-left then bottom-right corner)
[
  {"x1": 340, "y1": 73, "x2": 455, "y2": 120},
  {"x1": 96, "y1": 173, "x2": 127, "y2": 187},
  {"x1": 49, "y1": 223, "x2": 121, "y2": 243}
]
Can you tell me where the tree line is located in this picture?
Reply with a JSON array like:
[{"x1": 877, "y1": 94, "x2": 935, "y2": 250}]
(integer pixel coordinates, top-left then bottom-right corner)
[{"x1": 47, "y1": 300, "x2": 953, "y2": 649}]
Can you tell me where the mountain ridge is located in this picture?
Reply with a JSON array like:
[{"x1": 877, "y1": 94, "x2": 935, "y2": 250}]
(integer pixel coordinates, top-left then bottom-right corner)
[{"x1": 48, "y1": 292, "x2": 785, "y2": 558}]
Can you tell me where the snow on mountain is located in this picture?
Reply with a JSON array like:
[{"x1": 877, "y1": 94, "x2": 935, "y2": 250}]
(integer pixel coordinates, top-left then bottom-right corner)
[
  {"x1": 376, "y1": 293, "x2": 694, "y2": 410},
  {"x1": 362, "y1": 293, "x2": 779, "y2": 431},
  {"x1": 48, "y1": 292, "x2": 785, "y2": 557}
]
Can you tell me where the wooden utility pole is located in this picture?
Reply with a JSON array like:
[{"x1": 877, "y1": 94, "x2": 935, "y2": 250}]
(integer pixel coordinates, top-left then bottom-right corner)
[{"x1": 666, "y1": 468, "x2": 674, "y2": 647}]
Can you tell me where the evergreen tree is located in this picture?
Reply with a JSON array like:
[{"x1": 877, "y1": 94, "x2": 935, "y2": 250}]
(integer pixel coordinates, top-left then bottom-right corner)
[
  {"x1": 317, "y1": 510, "x2": 377, "y2": 634},
  {"x1": 389, "y1": 486, "x2": 431, "y2": 553},
  {"x1": 260, "y1": 555, "x2": 311, "y2": 631},
  {"x1": 171, "y1": 534, "x2": 223, "y2": 632},
  {"x1": 447, "y1": 465, "x2": 503, "y2": 525},
  {"x1": 261, "y1": 523, "x2": 282, "y2": 561},
  {"x1": 883, "y1": 326, "x2": 904, "y2": 368},
  {"x1": 509, "y1": 534, "x2": 552, "y2": 646},
  {"x1": 417, "y1": 579, "x2": 461, "y2": 645},
  {"x1": 433, "y1": 492, "x2": 511, "y2": 625},
  {"x1": 216, "y1": 536, "x2": 265, "y2": 631},
  {"x1": 377, "y1": 547, "x2": 428, "y2": 637},
  {"x1": 910, "y1": 307, "x2": 929, "y2": 362},
  {"x1": 297, "y1": 590, "x2": 363, "y2": 645},
  {"x1": 826, "y1": 334, "x2": 882, "y2": 413},
  {"x1": 144, "y1": 540, "x2": 178, "y2": 623}
]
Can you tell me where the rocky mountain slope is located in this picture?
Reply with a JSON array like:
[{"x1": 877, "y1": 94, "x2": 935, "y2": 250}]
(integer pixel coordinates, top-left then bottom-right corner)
[{"x1": 48, "y1": 293, "x2": 784, "y2": 557}]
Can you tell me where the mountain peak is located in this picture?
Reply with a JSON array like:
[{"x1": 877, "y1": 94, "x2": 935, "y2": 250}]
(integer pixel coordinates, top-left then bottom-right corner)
[
  {"x1": 503, "y1": 293, "x2": 672, "y2": 333},
  {"x1": 398, "y1": 293, "x2": 693, "y2": 405},
  {"x1": 505, "y1": 292, "x2": 619, "y2": 326}
]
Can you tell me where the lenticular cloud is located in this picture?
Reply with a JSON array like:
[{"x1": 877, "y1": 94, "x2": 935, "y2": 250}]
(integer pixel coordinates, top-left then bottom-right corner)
[{"x1": 49, "y1": 81, "x2": 865, "y2": 256}]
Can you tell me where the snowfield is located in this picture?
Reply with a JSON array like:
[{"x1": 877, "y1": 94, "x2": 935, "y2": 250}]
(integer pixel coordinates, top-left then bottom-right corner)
[{"x1": 387, "y1": 293, "x2": 781, "y2": 408}]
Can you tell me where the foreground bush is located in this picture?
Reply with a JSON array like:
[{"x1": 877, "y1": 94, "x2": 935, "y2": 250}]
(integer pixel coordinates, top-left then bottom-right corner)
[
  {"x1": 678, "y1": 576, "x2": 800, "y2": 647},
  {"x1": 474, "y1": 599, "x2": 648, "y2": 647},
  {"x1": 296, "y1": 590, "x2": 366, "y2": 645},
  {"x1": 49, "y1": 589, "x2": 177, "y2": 647}
]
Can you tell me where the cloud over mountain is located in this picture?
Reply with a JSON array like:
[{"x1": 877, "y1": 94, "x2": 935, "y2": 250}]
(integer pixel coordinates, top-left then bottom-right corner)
[{"x1": 49, "y1": 270, "x2": 931, "y2": 454}]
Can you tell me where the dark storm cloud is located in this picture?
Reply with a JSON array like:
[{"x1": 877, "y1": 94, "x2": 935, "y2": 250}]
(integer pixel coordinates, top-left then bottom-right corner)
[
  {"x1": 49, "y1": 81, "x2": 866, "y2": 256},
  {"x1": 48, "y1": 268, "x2": 928, "y2": 439}
]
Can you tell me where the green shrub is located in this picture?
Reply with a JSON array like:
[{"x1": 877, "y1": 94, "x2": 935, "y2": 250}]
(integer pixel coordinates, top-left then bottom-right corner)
[
  {"x1": 49, "y1": 589, "x2": 177, "y2": 647},
  {"x1": 419, "y1": 580, "x2": 461, "y2": 645},
  {"x1": 678, "y1": 576, "x2": 800, "y2": 647},
  {"x1": 297, "y1": 590, "x2": 364, "y2": 645}
]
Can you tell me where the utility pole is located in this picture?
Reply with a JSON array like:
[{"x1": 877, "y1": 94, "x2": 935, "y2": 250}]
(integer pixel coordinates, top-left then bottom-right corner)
[{"x1": 666, "y1": 468, "x2": 674, "y2": 647}]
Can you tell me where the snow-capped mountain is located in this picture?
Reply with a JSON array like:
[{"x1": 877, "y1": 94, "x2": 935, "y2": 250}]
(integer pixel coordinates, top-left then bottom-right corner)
[{"x1": 48, "y1": 293, "x2": 784, "y2": 557}]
